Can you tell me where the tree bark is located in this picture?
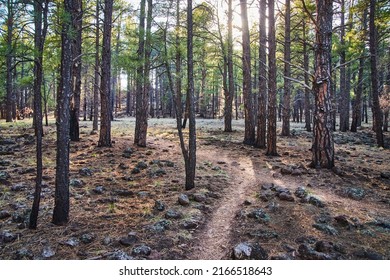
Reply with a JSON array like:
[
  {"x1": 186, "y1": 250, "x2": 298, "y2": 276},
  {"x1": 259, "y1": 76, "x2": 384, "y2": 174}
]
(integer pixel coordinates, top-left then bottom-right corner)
[
  {"x1": 281, "y1": 0, "x2": 291, "y2": 137},
  {"x1": 310, "y1": 0, "x2": 335, "y2": 169},
  {"x1": 98, "y1": 0, "x2": 113, "y2": 147},
  {"x1": 93, "y1": 0, "x2": 100, "y2": 131},
  {"x1": 224, "y1": 0, "x2": 234, "y2": 132},
  {"x1": 255, "y1": 0, "x2": 267, "y2": 148},
  {"x1": 30, "y1": 0, "x2": 48, "y2": 229},
  {"x1": 240, "y1": 0, "x2": 255, "y2": 145},
  {"x1": 369, "y1": 0, "x2": 384, "y2": 147},
  {"x1": 53, "y1": 0, "x2": 73, "y2": 225},
  {"x1": 186, "y1": 0, "x2": 196, "y2": 190},
  {"x1": 266, "y1": 0, "x2": 278, "y2": 156},
  {"x1": 303, "y1": 17, "x2": 311, "y2": 132},
  {"x1": 339, "y1": 0, "x2": 349, "y2": 132},
  {"x1": 134, "y1": 0, "x2": 152, "y2": 147},
  {"x1": 5, "y1": 0, "x2": 15, "y2": 122},
  {"x1": 351, "y1": 9, "x2": 367, "y2": 132},
  {"x1": 70, "y1": 0, "x2": 82, "y2": 141}
]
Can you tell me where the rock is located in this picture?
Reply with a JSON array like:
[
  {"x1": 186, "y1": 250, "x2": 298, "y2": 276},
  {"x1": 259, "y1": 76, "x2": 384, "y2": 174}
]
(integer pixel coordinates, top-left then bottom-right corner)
[
  {"x1": 165, "y1": 209, "x2": 183, "y2": 219},
  {"x1": 79, "y1": 167, "x2": 93, "y2": 176},
  {"x1": 178, "y1": 194, "x2": 190, "y2": 206},
  {"x1": 149, "y1": 168, "x2": 167, "y2": 177},
  {"x1": 334, "y1": 215, "x2": 354, "y2": 228},
  {"x1": 0, "y1": 231, "x2": 17, "y2": 243},
  {"x1": 298, "y1": 244, "x2": 332, "y2": 260},
  {"x1": 153, "y1": 200, "x2": 165, "y2": 212},
  {"x1": 261, "y1": 184, "x2": 273, "y2": 190},
  {"x1": 150, "y1": 220, "x2": 171, "y2": 233},
  {"x1": 294, "y1": 187, "x2": 308, "y2": 198},
  {"x1": 131, "y1": 167, "x2": 141, "y2": 174},
  {"x1": 12, "y1": 212, "x2": 26, "y2": 223},
  {"x1": 354, "y1": 249, "x2": 384, "y2": 260},
  {"x1": 281, "y1": 167, "x2": 292, "y2": 175},
  {"x1": 119, "y1": 233, "x2": 138, "y2": 246},
  {"x1": 118, "y1": 163, "x2": 129, "y2": 170},
  {"x1": 181, "y1": 219, "x2": 198, "y2": 230},
  {"x1": 93, "y1": 186, "x2": 105, "y2": 194},
  {"x1": 274, "y1": 186, "x2": 290, "y2": 194},
  {"x1": 314, "y1": 241, "x2": 334, "y2": 253},
  {"x1": 243, "y1": 200, "x2": 252, "y2": 205},
  {"x1": 122, "y1": 176, "x2": 134, "y2": 181},
  {"x1": 102, "y1": 236, "x2": 112, "y2": 245},
  {"x1": 80, "y1": 233, "x2": 95, "y2": 244},
  {"x1": 137, "y1": 191, "x2": 150, "y2": 198},
  {"x1": 19, "y1": 168, "x2": 35, "y2": 175},
  {"x1": 15, "y1": 248, "x2": 34, "y2": 260},
  {"x1": 295, "y1": 236, "x2": 318, "y2": 245},
  {"x1": 132, "y1": 245, "x2": 152, "y2": 257},
  {"x1": 271, "y1": 254, "x2": 293, "y2": 260},
  {"x1": 266, "y1": 202, "x2": 280, "y2": 212},
  {"x1": 0, "y1": 210, "x2": 11, "y2": 220},
  {"x1": 10, "y1": 183, "x2": 26, "y2": 192},
  {"x1": 0, "y1": 160, "x2": 11, "y2": 166},
  {"x1": 369, "y1": 218, "x2": 390, "y2": 230},
  {"x1": 247, "y1": 209, "x2": 270, "y2": 223},
  {"x1": 380, "y1": 172, "x2": 390, "y2": 179},
  {"x1": 122, "y1": 148, "x2": 133, "y2": 158},
  {"x1": 339, "y1": 187, "x2": 366, "y2": 200},
  {"x1": 0, "y1": 171, "x2": 11, "y2": 184},
  {"x1": 312, "y1": 224, "x2": 338, "y2": 235},
  {"x1": 291, "y1": 169, "x2": 303, "y2": 176},
  {"x1": 248, "y1": 230, "x2": 278, "y2": 240},
  {"x1": 308, "y1": 196, "x2": 325, "y2": 208},
  {"x1": 259, "y1": 190, "x2": 274, "y2": 202},
  {"x1": 115, "y1": 190, "x2": 134, "y2": 197},
  {"x1": 70, "y1": 179, "x2": 85, "y2": 188},
  {"x1": 42, "y1": 246, "x2": 56, "y2": 258},
  {"x1": 232, "y1": 242, "x2": 268, "y2": 260},
  {"x1": 193, "y1": 193, "x2": 207, "y2": 202},
  {"x1": 63, "y1": 237, "x2": 79, "y2": 247},
  {"x1": 107, "y1": 250, "x2": 133, "y2": 260},
  {"x1": 278, "y1": 192, "x2": 295, "y2": 202},
  {"x1": 136, "y1": 161, "x2": 148, "y2": 170}
]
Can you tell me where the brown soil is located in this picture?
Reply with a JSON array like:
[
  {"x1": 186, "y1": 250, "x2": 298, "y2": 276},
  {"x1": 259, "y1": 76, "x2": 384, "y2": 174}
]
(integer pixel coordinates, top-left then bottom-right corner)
[{"x1": 0, "y1": 117, "x2": 389, "y2": 260}]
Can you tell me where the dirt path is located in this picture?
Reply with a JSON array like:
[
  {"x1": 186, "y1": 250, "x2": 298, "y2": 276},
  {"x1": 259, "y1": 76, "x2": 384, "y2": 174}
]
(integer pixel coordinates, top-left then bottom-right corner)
[{"x1": 189, "y1": 145, "x2": 268, "y2": 259}]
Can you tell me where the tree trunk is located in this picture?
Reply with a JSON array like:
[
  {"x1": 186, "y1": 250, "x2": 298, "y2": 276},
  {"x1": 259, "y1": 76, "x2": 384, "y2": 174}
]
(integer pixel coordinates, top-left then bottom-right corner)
[
  {"x1": 53, "y1": 0, "x2": 73, "y2": 225},
  {"x1": 351, "y1": 9, "x2": 366, "y2": 132},
  {"x1": 224, "y1": 0, "x2": 234, "y2": 132},
  {"x1": 134, "y1": 0, "x2": 151, "y2": 147},
  {"x1": 369, "y1": 0, "x2": 384, "y2": 147},
  {"x1": 186, "y1": 0, "x2": 196, "y2": 190},
  {"x1": 339, "y1": 0, "x2": 349, "y2": 132},
  {"x1": 30, "y1": 0, "x2": 48, "y2": 229},
  {"x1": 93, "y1": 0, "x2": 100, "y2": 131},
  {"x1": 266, "y1": 0, "x2": 278, "y2": 156},
  {"x1": 5, "y1": 0, "x2": 14, "y2": 122},
  {"x1": 303, "y1": 20, "x2": 311, "y2": 132},
  {"x1": 126, "y1": 71, "x2": 132, "y2": 116},
  {"x1": 70, "y1": 0, "x2": 82, "y2": 141},
  {"x1": 255, "y1": 0, "x2": 267, "y2": 148},
  {"x1": 240, "y1": 0, "x2": 255, "y2": 145},
  {"x1": 310, "y1": 0, "x2": 335, "y2": 169},
  {"x1": 281, "y1": 0, "x2": 291, "y2": 136},
  {"x1": 98, "y1": 0, "x2": 113, "y2": 147}
]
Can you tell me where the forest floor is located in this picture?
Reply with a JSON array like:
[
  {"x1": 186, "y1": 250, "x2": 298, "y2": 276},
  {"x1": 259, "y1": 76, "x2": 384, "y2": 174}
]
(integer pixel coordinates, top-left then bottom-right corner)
[{"x1": 0, "y1": 116, "x2": 389, "y2": 260}]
